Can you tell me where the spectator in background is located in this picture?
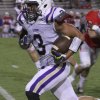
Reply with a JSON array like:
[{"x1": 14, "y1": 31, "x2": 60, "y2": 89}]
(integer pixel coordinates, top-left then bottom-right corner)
[
  {"x1": 0, "y1": 15, "x2": 3, "y2": 37},
  {"x1": 2, "y1": 12, "x2": 12, "y2": 38},
  {"x1": 0, "y1": 16, "x2": 3, "y2": 26},
  {"x1": 3, "y1": 12, "x2": 11, "y2": 33},
  {"x1": 80, "y1": 12, "x2": 86, "y2": 33},
  {"x1": 74, "y1": 12, "x2": 81, "y2": 30},
  {"x1": 9, "y1": 17, "x2": 16, "y2": 37},
  {"x1": 67, "y1": 11, "x2": 75, "y2": 25}
]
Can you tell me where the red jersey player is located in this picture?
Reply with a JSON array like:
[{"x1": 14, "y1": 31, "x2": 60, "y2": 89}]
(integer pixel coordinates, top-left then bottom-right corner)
[
  {"x1": 85, "y1": 10, "x2": 100, "y2": 48},
  {"x1": 67, "y1": 10, "x2": 100, "y2": 93}
]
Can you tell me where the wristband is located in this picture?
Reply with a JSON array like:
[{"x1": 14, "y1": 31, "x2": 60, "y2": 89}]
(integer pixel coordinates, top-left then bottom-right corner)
[
  {"x1": 35, "y1": 61, "x2": 41, "y2": 69},
  {"x1": 27, "y1": 44, "x2": 35, "y2": 52},
  {"x1": 69, "y1": 37, "x2": 82, "y2": 52}
]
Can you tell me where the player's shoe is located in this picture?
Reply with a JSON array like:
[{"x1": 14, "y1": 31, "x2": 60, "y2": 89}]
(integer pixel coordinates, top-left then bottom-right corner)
[{"x1": 76, "y1": 86, "x2": 84, "y2": 94}]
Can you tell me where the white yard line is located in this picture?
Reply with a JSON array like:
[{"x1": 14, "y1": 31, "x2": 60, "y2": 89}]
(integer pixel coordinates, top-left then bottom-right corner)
[
  {"x1": 11, "y1": 65, "x2": 19, "y2": 69},
  {"x1": 0, "y1": 86, "x2": 15, "y2": 100}
]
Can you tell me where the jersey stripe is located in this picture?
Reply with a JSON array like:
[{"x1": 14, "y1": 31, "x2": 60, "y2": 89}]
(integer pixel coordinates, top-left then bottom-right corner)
[
  {"x1": 46, "y1": 7, "x2": 57, "y2": 23},
  {"x1": 36, "y1": 64, "x2": 66, "y2": 94},
  {"x1": 51, "y1": 7, "x2": 57, "y2": 22},
  {"x1": 29, "y1": 65, "x2": 58, "y2": 91},
  {"x1": 29, "y1": 63, "x2": 66, "y2": 94}
]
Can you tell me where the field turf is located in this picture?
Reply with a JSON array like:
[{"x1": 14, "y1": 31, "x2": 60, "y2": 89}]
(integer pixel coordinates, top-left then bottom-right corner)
[{"x1": 0, "y1": 38, "x2": 100, "y2": 100}]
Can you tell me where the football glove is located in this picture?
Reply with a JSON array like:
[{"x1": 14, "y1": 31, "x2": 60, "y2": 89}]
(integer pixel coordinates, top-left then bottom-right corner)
[
  {"x1": 19, "y1": 34, "x2": 32, "y2": 49},
  {"x1": 51, "y1": 49, "x2": 66, "y2": 65}
]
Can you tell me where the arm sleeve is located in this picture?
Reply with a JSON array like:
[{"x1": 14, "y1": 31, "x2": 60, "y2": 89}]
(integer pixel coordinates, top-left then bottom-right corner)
[{"x1": 69, "y1": 37, "x2": 83, "y2": 52}]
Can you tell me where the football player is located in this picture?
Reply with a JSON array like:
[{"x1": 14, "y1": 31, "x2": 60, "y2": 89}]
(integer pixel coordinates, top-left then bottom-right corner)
[
  {"x1": 68, "y1": 9, "x2": 100, "y2": 93},
  {"x1": 17, "y1": 0, "x2": 100, "y2": 100},
  {"x1": 18, "y1": 0, "x2": 78, "y2": 100}
]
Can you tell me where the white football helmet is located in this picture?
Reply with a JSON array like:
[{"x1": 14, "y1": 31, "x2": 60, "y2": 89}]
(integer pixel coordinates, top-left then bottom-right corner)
[{"x1": 39, "y1": 0, "x2": 54, "y2": 15}]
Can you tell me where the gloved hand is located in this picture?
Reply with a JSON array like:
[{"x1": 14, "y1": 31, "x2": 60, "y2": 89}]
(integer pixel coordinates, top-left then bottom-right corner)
[
  {"x1": 51, "y1": 49, "x2": 66, "y2": 65},
  {"x1": 19, "y1": 35, "x2": 32, "y2": 49}
]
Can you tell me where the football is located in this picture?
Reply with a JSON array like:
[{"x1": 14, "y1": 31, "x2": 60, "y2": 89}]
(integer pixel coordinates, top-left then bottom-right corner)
[{"x1": 53, "y1": 35, "x2": 73, "y2": 54}]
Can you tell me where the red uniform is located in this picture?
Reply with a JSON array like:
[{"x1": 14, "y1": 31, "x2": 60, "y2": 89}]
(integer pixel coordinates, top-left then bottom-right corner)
[
  {"x1": 3, "y1": 16, "x2": 12, "y2": 25},
  {"x1": 84, "y1": 10, "x2": 100, "y2": 48}
]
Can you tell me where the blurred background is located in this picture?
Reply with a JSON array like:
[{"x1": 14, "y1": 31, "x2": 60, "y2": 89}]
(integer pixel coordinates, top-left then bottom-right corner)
[{"x1": 0, "y1": 0, "x2": 99, "y2": 38}]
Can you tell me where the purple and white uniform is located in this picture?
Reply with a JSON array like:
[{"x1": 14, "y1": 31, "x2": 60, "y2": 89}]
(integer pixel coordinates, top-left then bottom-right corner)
[{"x1": 18, "y1": 7, "x2": 78, "y2": 100}]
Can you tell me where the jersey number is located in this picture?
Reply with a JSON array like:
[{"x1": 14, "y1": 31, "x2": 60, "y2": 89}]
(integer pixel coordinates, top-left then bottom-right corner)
[{"x1": 33, "y1": 34, "x2": 46, "y2": 55}]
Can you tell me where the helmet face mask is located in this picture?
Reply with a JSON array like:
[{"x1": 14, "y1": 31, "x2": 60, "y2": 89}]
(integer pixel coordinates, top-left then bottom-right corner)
[{"x1": 24, "y1": 0, "x2": 42, "y2": 23}]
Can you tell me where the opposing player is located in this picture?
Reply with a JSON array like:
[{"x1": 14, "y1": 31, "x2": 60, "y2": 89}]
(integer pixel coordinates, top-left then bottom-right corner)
[{"x1": 68, "y1": 9, "x2": 100, "y2": 93}]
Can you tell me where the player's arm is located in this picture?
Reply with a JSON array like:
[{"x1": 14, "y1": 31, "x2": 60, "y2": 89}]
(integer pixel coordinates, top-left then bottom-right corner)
[
  {"x1": 27, "y1": 44, "x2": 41, "y2": 69},
  {"x1": 65, "y1": 35, "x2": 83, "y2": 60},
  {"x1": 92, "y1": 25, "x2": 100, "y2": 35},
  {"x1": 54, "y1": 16, "x2": 84, "y2": 60},
  {"x1": 88, "y1": 25, "x2": 100, "y2": 38},
  {"x1": 87, "y1": 21, "x2": 100, "y2": 38},
  {"x1": 68, "y1": 56, "x2": 77, "y2": 66},
  {"x1": 27, "y1": 44, "x2": 39, "y2": 62},
  {"x1": 18, "y1": 28, "x2": 31, "y2": 49},
  {"x1": 19, "y1": 28, "x2": 41, "y2": 68},
  {"x1": 17, "y1": 12, "x2": 32, "y2": 49},
  {"x1": 17, "y1": 12, "x2": 41, "y2": 68}
]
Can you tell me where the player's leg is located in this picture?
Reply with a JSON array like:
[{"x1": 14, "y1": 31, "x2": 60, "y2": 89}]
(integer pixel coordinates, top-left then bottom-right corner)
[
  {"x1": 51, "y1": 77, "x2": 78, "y2": 100},
  {"x1": 68, "y1": 42, "x2": 91, "y2": 84},
  {"x1": 77, "y1": 42, "x2": 92, "y2": 93},
  {"x1": 77, "y1": 47, "x2": 99, "y2": 93},
  {"x1": 25, "y1": 91, "x2": 40, "y2": 100},
  {"x1": 25, "y1": 63, "x2": 70, "y2": 100}
]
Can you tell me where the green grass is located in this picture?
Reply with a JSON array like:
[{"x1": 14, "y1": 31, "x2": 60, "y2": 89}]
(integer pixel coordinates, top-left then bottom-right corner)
[{"x1": 0, "y1": 38, "x2": 100, "y2": 100}]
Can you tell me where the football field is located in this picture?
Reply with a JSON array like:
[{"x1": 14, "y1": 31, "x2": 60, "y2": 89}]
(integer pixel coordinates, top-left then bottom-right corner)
[{"x1": 0, "y1": 38, "x2": 100, "y2": 100}]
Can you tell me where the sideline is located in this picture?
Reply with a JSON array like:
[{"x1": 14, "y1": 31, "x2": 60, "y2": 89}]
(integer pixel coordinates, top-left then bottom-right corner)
[{"x1": 0, "y1": 86, "x2": 15, "y2": 100}]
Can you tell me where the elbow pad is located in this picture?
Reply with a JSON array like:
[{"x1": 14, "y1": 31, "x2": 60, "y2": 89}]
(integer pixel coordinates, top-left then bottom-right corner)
[
  {"x1": 69, "y1": 37, "x2": 82, "y2": 52},
  {"x1": 92, "y1": 25, "x2": 100, "y2": 35}
]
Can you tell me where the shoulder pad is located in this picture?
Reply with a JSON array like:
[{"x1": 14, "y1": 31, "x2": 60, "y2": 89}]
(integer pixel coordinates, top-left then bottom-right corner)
[{"x1": 44, "y1": 7, "x2": 65, "y2": 23}]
